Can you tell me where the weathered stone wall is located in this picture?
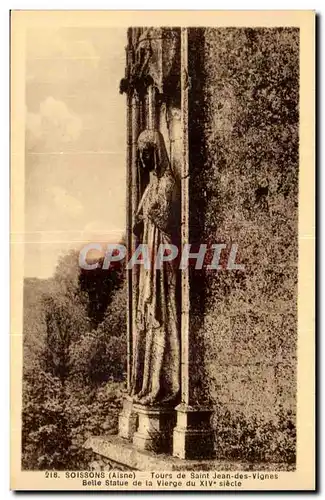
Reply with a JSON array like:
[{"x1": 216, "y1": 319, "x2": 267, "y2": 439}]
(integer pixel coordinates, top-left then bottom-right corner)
[
  {"x1": 89, "y1": 453, "x2": 134, "y2": 471},
  {"x1": 188, "y1": 28, "x2": 299, "y2": 462}
]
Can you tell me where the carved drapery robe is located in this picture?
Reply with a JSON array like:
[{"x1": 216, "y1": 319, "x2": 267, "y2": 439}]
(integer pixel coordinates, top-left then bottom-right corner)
[{"x1": 131, "y1": 130, "x2": 180, "y2": 406}]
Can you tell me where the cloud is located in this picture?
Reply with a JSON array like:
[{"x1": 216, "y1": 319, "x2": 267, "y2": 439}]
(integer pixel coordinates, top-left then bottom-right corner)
[
  {"x1": 57, "y1": 38, "x2": 99, "y2": 67},
  {"x1": 49, "y1": 186, "x2": 84, "y2": 218},
  {"x1": 26, "y1": 112, "x2": 42, "y2": 140},
  {"x1": 26, "y1": 97, "x2": 82, "y2": 148},
  {"x1": 27, "y1": 31, "x2": 99, "y2": 67},
  {"x1": 82, "y1": 220, "x2": 124, "y2": 243}
]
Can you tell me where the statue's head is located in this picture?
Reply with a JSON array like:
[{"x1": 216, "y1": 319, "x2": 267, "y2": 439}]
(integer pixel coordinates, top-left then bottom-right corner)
[
  {"x1": 139, "y1": 143, "x2": 155, "y2": 173},
  {"x1": 137, "y1": 129, "x2": 170, "y2": 178}
]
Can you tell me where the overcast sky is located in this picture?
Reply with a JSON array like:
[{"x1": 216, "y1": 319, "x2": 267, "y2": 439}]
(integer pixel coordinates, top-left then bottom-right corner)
[{"x1": 25, "y1": 27, "x2": 127, "y2": 278}]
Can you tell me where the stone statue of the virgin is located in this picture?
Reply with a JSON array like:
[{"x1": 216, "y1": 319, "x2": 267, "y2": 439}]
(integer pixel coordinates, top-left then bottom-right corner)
[{"x1": 131, "y1": 129, "x2": 180, "y2": 407}]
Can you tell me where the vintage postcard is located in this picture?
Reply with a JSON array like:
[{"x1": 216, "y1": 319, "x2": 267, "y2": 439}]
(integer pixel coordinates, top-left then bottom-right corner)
[{"x1": 10, "y1": 10, "x2": 315, "y2": 491}]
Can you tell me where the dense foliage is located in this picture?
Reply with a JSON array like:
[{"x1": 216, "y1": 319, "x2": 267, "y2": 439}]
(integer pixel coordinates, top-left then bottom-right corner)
[{"x1": 22, "y1": 249, "x2": 127, "y2": 470}]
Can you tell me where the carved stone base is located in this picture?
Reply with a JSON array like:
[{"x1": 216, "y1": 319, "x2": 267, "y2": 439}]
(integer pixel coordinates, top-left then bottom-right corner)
[
  {"x1": 132, "y1": 404, "x2": 176, "y2": 453},
  {"x1": 84, "y1": 435, "x2": 295, "y2": 471},
  {"x1": 118, "y1": 397, "x2": 138, "y2": 440},
  {"x1": 173, "y1": 404, "x2": 216, "y2": 459}
]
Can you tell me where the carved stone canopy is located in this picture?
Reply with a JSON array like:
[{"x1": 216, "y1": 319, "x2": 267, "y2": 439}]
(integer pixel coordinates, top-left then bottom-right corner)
[{"x1": 120, "y1": 27, "x2": 180, "y2": 101}]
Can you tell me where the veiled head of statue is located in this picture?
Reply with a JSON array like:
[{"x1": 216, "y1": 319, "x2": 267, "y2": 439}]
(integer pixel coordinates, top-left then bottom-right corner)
[{"x1": 137, "y1": 129, "x2": 171, "y2": 178}]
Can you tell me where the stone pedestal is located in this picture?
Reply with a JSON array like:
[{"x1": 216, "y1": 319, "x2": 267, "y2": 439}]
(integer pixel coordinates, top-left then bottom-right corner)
[
  {"x1": 173, "y1": 404, "x2": 215, "y2": 459},
  {"x1": 118, "y1": 397, "x2": 138, "y2": 440},
  {"x1": 132, "y1": 404, "x2": 176, "y2": 454}
]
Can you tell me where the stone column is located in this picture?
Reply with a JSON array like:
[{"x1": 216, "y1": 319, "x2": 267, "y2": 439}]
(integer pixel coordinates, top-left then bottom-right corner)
[
  {"x1": 118, "y1": 45, "x2": 139, "y2": 438},
  {"x1": 130, "y1": 93, "x2": 140, "y2": 355},
  {"x1": 172, "y1": 28, "x2": 215, "y2": 460},
  {"x1": 125, "y1": 90, "x2": 132, "y2": 392}
]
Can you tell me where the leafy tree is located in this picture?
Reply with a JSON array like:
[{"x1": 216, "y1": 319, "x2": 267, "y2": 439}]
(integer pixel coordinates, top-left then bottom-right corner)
[
  {"x1": 22, "y1": 244, "x2": 127, "y2": 470},
  {"x1": 42, "y1": 282, "x2": 89, "y2": 383},
  {"x1": 69, "y1": 281, "x2": 127, "y2": 386},
  {"x1": 79, "y1": 253, "x2": 125, "y2": 328}
]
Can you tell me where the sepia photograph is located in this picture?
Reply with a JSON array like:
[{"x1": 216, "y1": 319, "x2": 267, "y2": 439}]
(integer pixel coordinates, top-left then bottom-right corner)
[{"x1": 10, "y1": 10, "x2": 315, "y2": 491}]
